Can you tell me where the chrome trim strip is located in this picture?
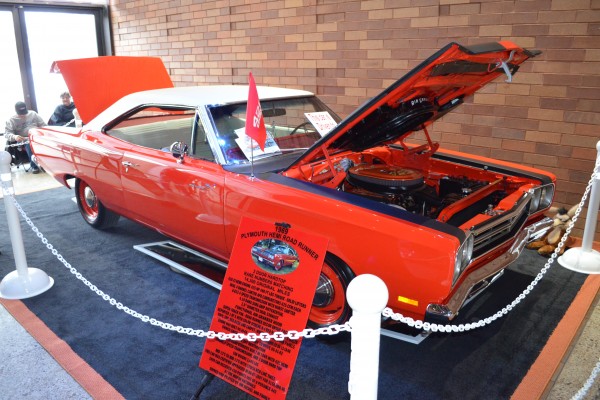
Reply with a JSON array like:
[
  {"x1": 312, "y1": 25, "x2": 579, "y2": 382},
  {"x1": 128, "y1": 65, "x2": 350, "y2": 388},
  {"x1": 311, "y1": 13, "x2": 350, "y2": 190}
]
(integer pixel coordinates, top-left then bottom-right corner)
[
  {"x1": 198, "y1": 107, "x2": 228, "y2": 165},
  {"x1": 462, "y1": 269, "x2": 504, "y2": 307}
]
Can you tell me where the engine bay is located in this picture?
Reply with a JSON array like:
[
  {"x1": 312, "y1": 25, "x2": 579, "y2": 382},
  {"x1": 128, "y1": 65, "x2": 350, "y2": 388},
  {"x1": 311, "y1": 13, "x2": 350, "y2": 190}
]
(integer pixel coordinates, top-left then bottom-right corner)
[
  {"x1": 342, "y1": 164, "x2": 493, "y2": 222},
  {"x1": 285, "y1": 142, "x2": 539, "y2": 229}
]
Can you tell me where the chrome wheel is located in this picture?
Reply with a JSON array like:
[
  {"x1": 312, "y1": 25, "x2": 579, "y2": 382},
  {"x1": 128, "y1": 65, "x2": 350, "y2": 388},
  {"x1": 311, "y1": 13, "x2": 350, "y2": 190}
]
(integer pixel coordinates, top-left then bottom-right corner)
[{"x1": 308, "y1": 255, "x2": 354, "y2": 328}]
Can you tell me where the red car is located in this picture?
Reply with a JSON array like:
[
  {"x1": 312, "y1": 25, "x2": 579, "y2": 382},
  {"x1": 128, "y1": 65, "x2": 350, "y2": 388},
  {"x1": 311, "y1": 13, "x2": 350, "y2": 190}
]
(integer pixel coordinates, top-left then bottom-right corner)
[
  {"x1": 30, "y1": 41, "x2": 555, "y2": 329},
  {"x1": 252, "y1": 243, "x2": 299, "y2": 271}
]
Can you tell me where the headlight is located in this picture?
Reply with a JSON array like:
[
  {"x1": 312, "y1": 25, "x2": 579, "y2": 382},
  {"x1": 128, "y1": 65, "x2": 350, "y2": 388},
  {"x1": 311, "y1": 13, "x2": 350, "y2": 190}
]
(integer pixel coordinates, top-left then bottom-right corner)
[
  {"x1": 539, "y1": 185, "x2": 554, "y2": 209},
  {"x1": 453, "y1": 233, "x2": 474, "y2": 286},
  {"x1": 528, "y1": 184, "x2": 555, "y2": 214},
  {"x1": 529, "y1": 189, "x2": 541, "y2": 213}
]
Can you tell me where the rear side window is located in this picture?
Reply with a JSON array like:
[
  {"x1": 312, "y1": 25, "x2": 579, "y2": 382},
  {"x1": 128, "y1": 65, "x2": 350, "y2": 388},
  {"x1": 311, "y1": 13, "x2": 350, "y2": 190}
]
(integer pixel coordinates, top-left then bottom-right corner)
[{"x1": 106, "y1": 106, "x2": 196, "y2": 153}]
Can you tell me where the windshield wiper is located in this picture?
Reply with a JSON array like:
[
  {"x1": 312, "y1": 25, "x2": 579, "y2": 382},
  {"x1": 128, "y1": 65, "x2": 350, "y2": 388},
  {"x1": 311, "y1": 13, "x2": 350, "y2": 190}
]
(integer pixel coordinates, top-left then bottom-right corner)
[
  {"x1": 278, "y1": 147, "x2": 309, "y2": 152},
  {"x1": 255, "y1": 148, "x2": 308, "y2": 159}
]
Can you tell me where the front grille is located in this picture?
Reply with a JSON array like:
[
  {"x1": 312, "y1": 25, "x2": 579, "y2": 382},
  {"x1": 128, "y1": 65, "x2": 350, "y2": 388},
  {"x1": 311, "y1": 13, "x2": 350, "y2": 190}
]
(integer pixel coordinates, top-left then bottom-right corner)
[{"x1": 470, "y1": 193, "x2": 531, "y2": 257}]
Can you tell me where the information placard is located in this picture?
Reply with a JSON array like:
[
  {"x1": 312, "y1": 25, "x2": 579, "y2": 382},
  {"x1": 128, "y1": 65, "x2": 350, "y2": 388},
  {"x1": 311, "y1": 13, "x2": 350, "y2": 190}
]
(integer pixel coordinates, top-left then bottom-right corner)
[
  {"x1": 200, "y1": 217, "x2": 328, "y2": 399},
  {"x1": 304, "y1": 111, "x2": 338, "y2": 136},
  {"x1": 235, "y1": 127, "x2": 280, "y2": 160}
]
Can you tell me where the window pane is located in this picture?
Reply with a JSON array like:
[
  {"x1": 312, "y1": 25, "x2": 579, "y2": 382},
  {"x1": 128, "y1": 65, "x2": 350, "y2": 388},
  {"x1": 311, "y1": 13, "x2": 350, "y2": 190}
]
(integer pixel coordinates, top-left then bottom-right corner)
[
  {"x1": 108, "y1": 107, "x2": 196, "y2": 151},
  {"x1": 25, "y1": 11, "x2": 99, "y2": 122},
  {"x1": 0, "y1": 11, "x2": 24, "y2": 123},
  {"x1": 208, "y1": 97, "x2": 340, "y2": 164}
]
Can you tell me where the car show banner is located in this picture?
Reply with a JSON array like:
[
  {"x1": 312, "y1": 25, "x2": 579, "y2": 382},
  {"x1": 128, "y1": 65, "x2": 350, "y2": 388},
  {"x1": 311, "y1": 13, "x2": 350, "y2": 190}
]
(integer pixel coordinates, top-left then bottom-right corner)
[{"x1": 200, "y1": 216, "x2": 329, "y2": 399}]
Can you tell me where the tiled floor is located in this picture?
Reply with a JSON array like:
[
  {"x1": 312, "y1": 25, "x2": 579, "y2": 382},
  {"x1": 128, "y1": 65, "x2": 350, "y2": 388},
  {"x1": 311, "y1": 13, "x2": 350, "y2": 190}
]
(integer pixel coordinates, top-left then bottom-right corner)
[
  {"x1": 546, "y1": 295, "x2": 599, "y2": 399},
  {"x1": 0, "y1": 304, "x2": 92, "y2": 400},
  {"x1": 0, "y1": 159, "x2": 91, "y2": 399},
  {"x1": 0, "y1": 156, "x2": 598, "y2": 399}
]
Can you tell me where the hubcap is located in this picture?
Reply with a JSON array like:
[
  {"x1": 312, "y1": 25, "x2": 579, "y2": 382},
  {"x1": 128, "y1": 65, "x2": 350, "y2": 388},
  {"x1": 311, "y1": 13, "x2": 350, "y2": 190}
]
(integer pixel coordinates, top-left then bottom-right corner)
[
  {"x1": 313, "y1": 273, "x2": 334, "y2": 307},
  {"x1": 83, "y1": 186, "x2": 97, "y2": 210}
]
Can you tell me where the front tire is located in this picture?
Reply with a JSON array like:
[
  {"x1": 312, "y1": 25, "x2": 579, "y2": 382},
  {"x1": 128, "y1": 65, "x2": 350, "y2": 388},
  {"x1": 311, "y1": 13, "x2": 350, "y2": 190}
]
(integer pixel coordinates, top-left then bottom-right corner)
[
  {"x1": 75, "y1": 179, "x2": 120, "y2": 229},
  {"x1": 275, "y1": 259, "x2": 284, "y2": 271},
  {"x1": 308, "y1": 254, "x2": 355, "y2": 328}
]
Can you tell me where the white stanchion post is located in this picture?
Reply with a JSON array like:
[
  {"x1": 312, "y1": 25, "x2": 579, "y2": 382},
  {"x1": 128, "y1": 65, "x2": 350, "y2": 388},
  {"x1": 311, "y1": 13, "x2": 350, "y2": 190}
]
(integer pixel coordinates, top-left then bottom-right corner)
[
  {"x1": 346, "y1": 274, "x2": 389, "y2": 400},
  {"x1": 558, "y1": 140, "x2": 600, "y2": 274},
  {"x1": 0, "y1": 151, "x2": 54, "y2": 299}
]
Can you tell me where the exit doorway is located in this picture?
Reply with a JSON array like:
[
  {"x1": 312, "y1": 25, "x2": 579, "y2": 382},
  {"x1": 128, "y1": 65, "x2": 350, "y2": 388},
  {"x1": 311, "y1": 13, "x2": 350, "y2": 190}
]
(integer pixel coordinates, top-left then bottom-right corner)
[{"x1": 0, "y1": 3, "x2": 110, "y2": 125}]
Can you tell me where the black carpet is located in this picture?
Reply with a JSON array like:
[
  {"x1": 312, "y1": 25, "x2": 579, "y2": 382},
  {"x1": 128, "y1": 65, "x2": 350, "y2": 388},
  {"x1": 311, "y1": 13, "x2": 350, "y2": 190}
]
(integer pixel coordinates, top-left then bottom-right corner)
[{"x1": 0, "y1": 187, "x2": 587, "y2": 399}]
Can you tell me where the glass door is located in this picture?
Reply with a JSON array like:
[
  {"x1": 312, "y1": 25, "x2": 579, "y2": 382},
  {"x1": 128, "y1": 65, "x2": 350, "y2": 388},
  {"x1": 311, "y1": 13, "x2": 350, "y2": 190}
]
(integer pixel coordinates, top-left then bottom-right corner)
[
  {"x1": 24, "y1": 10, "x2": 100, "y2": 122},
  {"x1": 0, "y1": 3, "x2": 109, "y2": 124},
  {"x1": 0, "y1": 10, "x2": 24, "y2": 123}
]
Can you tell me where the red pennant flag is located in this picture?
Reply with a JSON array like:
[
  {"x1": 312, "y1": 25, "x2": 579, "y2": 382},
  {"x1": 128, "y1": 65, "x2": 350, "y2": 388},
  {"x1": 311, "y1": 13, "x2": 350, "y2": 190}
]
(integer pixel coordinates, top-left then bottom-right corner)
[{"x1": 245, "y1": 72, "x2": 267, "y2": 151}]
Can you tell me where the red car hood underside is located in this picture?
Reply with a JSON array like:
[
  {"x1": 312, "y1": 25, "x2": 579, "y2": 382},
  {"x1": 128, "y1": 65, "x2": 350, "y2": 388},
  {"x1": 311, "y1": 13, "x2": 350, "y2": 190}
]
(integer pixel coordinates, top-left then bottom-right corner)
[
  {"x1": 291, "y1": 41, "x2": 540, "y2": 166},
  {"x1": 51, "y1": 56, "x2": 173, "y2": 123}
]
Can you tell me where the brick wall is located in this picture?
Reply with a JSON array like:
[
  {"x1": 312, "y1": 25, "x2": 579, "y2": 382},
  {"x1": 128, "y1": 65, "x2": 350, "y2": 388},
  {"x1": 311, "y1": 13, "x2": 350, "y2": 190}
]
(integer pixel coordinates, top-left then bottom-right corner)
[{"x1": 110, "y1": 0, "x2": 600, "y2": 240}]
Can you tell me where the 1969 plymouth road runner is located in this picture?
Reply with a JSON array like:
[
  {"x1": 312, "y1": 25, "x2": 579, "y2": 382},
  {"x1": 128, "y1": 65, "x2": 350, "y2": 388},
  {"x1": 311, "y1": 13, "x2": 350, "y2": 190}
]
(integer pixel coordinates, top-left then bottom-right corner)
[
  {"x1": 30, "y1": 41, "x2": 555, "y2": 329},
  {"x1": 252, "y1": 242, "x2": 299, "y2": 271}
]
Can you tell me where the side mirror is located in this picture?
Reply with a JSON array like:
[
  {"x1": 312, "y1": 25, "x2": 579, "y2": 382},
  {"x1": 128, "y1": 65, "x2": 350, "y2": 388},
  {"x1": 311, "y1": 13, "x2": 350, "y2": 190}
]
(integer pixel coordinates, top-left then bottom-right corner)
[{"x1": 170, "y1": 141, "x2": 188, "y2": 163}]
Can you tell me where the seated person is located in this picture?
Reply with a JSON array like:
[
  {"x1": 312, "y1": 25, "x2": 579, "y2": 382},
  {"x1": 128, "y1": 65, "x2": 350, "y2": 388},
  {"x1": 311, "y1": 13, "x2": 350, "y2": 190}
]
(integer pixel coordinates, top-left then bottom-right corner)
[
  {"x1": 5, "y1": 101, "x2": 46, "y2": 173},
  {"x1": 72, "y1": 107, "x2": 82, "y2": 127},
  {"x1": 48, "y1": 92, "x2": 76, "y2": 127}
]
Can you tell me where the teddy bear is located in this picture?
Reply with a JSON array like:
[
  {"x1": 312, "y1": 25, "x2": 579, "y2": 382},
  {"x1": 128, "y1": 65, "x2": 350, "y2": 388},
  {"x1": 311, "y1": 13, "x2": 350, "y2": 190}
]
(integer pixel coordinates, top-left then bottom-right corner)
[{"x1": 526, "y1": 205, "x2": 577, "y2": 257}]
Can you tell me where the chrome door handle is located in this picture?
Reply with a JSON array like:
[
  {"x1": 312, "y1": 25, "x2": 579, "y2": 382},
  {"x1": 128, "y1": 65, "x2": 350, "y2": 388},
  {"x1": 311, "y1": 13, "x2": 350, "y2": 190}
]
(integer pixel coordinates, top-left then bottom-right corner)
[
  {"x1": 122, "y1": 161, "x2": 138, "y2": 172},
  {"x1": 189, "y1": 183, "x2": 215, "y2": 191}
]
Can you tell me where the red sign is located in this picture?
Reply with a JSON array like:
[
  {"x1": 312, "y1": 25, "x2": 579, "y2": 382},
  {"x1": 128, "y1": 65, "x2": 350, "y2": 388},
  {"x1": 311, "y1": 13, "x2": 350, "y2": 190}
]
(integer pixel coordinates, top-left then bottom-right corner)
[{"x1": 200, "y1": 217, "x2": 328, "y2": 399}]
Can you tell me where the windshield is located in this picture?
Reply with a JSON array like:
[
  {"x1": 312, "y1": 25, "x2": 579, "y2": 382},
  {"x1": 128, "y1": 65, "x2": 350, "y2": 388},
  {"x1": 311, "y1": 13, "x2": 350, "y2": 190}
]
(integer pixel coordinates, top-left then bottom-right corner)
[{"x1": 207, "y1": 96, "x2": 341, "y2": 165}]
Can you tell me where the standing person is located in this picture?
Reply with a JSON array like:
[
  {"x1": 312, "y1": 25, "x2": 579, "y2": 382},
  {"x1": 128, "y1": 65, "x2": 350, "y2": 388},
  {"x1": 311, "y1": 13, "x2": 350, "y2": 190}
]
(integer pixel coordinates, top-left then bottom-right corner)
[
  {"x1": 48, "y1": 92, "x2": 76, "y2": 127},
  {"x1": 5, "y1": 101, "x2": 46, "y2": 174}
]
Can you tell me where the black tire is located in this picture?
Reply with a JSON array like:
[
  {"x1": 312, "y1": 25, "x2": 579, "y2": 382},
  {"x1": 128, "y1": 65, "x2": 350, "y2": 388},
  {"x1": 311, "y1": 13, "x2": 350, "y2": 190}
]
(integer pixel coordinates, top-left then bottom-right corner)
[
  {"x1": 308, "y1": 253, "x2": 355, "y2": 328},
  {"x1": 75, "y1": 179, "x2": 120, "y2": 229}
]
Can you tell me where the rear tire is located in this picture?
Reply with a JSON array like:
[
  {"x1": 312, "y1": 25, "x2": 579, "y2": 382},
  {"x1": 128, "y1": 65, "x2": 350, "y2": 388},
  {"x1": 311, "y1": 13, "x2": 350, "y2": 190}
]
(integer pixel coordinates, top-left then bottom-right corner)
[
  {"x1": 308, "y1": 254, "x2": 355, "y2": 328},
  {"x1": 75, "y1": 179, "x2": 120, "y2": 229}
]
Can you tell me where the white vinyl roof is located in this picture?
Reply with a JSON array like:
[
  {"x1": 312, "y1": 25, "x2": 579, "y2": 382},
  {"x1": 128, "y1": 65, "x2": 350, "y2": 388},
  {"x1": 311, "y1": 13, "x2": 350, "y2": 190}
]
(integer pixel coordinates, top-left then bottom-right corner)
[{"x1": 85, "y1": 85, "x2": 314, "y2": 131}]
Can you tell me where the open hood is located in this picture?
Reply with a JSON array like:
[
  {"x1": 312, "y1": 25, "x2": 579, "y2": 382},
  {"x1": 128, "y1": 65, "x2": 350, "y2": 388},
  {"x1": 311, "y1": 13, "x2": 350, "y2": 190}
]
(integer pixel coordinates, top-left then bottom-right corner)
[
  {"x1": 292, "y1": 41, "x2": 540, "y2": 166},
  {"x1": 51, "y1": 56, "x2": 173, "y2": 123}
]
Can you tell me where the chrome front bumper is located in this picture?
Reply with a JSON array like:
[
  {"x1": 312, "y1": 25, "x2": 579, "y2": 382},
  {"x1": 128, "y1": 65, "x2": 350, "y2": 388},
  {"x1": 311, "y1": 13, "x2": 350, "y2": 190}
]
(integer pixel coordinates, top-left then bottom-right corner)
[{"x1": 425, "y1": 216, "x2": 554, "y2": 322}]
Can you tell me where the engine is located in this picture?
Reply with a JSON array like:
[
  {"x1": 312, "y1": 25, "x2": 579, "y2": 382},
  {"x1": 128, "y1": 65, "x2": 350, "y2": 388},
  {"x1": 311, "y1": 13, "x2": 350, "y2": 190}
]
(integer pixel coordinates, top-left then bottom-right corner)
[{"x1": 341, "y1": 162, "x2": 489, "y2": 219}]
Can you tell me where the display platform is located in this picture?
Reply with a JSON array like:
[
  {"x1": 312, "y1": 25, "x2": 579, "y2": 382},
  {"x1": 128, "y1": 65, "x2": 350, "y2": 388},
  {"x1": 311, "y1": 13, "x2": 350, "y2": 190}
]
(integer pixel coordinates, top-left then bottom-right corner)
[{"x1": 0, "y1": 188, "x2": 591, "y2": 399}]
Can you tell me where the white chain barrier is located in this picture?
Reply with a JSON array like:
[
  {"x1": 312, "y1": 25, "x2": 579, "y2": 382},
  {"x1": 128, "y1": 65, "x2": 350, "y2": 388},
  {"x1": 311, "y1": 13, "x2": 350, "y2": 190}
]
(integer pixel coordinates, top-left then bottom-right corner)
[
  {"x1": 7, "y1": 169, "x2": 594, "y2": 336},
  {"x1": 571, "y1": 358, "x2": 600, "y2": 400},
  {"x1": 4, "y1": 140, "x2": 29, "y2": 147},
  {"x1": 2, "y1": 180, "x2": 349, "y2": 341},
  {"x1": 1, "y1": 156, "x2": 599, "y2": 398},
  {"x1": 5, "y1": 159, "x2": 598, "y2": 335}
]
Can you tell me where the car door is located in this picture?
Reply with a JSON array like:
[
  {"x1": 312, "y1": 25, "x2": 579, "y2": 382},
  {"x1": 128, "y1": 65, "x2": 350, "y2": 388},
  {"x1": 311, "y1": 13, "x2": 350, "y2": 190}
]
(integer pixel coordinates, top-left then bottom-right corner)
[
  {"x1": 105, "y1": 107, "x2": 227, "y2": 257},
  {"x1": 72, "y1": 130, "x2": 133, "y2": 216}
]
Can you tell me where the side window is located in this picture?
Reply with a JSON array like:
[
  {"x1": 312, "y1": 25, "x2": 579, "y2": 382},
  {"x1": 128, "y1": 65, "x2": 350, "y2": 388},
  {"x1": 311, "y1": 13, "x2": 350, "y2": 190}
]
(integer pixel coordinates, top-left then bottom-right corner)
[
  {"x1": 192, "y1": 115, "x2": 215, "y2": 162},
  {"x1": 106, "y1": 106, "x2": 195, "y2": 152}
]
